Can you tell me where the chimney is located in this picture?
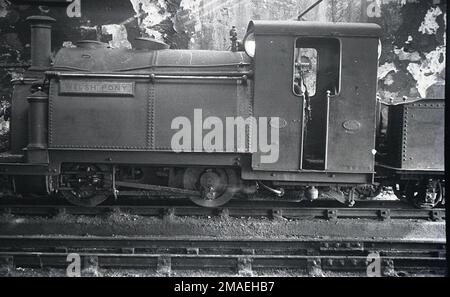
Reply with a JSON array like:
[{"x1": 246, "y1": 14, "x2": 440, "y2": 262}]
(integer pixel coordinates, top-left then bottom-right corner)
[{"x1": 26, "y1": 16, "x2": 56, "y2": 71}]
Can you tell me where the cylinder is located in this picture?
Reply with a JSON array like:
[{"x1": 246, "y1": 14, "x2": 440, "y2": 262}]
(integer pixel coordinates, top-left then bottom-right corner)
[
  {"x1": 26, "y1": 16, "x2": 56, "y2": 70},
  {"x1": 27, "y1": 90, "x2": 48, "y2": 149}
]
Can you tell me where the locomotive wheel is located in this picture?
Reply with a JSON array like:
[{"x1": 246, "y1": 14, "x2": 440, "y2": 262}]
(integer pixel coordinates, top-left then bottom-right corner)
[
  {"x1": 183, "y1": 168, "x2": 239, "y2": 208},
  {"x1": 60, "y1": 188, "x2": 108, "y2": 208},
  {"x1": 407, "y1": 179, "x2": 443, "y2": 209},
  {"x1": 59, "y1": 164, "x2": 109, "y2": 207}
]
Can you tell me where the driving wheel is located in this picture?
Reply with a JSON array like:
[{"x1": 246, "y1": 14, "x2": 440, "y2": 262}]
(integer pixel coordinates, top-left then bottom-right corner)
[
  {"x1": 183, "y1": 168, "x2": 239, "y2": 208},
  {"x1": 59, "y1": 164, "x2": 109, "y2": 207}
]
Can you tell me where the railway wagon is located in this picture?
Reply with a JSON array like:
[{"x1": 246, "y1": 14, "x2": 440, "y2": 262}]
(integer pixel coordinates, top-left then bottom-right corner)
[{"x1": 0, "y1": 16, "x2": 444, "y2": 208}]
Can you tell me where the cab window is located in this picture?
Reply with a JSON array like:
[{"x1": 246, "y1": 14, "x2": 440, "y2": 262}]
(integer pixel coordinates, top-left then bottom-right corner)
[
  {"x1": 293, "y1": 38, "x2": 340, "y2": 98},
  {"x1": 294, "y1": 48, "x2": 317, "y2": 97}
]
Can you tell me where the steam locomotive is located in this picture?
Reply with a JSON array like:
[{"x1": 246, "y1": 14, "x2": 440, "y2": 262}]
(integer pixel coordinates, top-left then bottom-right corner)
[{"x1": 0, "y1": 16, "x2": 444, "y2": 209}]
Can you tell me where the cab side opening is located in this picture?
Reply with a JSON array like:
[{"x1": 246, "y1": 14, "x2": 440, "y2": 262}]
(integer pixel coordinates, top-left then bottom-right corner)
[{"x1": 294, "y1": 37, "x2": 341, "y2": 170}]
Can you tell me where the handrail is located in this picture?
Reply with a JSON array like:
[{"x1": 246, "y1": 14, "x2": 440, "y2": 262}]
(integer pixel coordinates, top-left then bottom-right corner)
[{"x1": 45, "y1": 71, "x2": 253, "y2": 83}]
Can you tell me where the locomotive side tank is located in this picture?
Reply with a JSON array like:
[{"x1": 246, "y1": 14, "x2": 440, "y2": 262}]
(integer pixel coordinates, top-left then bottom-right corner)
[{"x1": 48, "y1": 48, "x2": 253, "y2": 153}]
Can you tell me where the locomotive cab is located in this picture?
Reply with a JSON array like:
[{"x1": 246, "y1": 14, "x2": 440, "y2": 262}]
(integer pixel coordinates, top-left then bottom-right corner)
[{"x1": 243, "y1": 21, "x2": 381, "y2": 183}]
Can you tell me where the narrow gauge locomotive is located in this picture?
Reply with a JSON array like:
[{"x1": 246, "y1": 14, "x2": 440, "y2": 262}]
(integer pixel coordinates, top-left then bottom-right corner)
[{"x1": 0, "y1": 16, "x2": 444, "y2": 209}]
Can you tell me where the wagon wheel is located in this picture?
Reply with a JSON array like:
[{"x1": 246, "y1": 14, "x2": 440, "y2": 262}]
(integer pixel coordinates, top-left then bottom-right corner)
[
  {"x1": 406, "y1": 179, "x2": 443, "y2": 209},
  {"x1": 59, "y1": 164, "x2": 109, "y2": 207},
  {"x1": 183, "y1": 168, "x2": 239, "y2": 208}
]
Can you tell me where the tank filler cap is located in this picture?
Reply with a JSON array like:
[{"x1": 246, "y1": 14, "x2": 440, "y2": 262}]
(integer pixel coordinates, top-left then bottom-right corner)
[{"x1": 133, "y1": 37, "x2": 169, "y2": 51}]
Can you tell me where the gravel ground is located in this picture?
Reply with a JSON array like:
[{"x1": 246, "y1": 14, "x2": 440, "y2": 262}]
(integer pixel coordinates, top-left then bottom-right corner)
[
  {"x1": 3, "y1": 267, "x2": 441, "y2": 277},
  {"x1": 0, "y1": 208, "x2": 445, "y2": 240}
]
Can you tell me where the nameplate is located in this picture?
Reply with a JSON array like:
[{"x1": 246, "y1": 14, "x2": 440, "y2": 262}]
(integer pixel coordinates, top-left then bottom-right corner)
[{"x1": 59, "y1": 80, "x2": 134, "y2": 96}]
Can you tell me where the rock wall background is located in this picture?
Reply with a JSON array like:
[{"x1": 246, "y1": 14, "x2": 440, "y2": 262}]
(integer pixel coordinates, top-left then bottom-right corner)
[{"x1": 0, "y1": 0, "x2": 446, "y2": 149}]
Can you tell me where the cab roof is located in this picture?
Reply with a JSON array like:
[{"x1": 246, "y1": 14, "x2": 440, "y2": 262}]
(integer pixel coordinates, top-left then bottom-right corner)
[{"x1": 248, "y1": 20, "x2": 382, "y2": 38}]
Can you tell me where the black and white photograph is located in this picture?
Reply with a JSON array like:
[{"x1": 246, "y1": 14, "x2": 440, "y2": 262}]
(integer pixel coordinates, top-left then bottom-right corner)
[{"x1": 0, "y1": 0, "x2": 446, "y2": 284}]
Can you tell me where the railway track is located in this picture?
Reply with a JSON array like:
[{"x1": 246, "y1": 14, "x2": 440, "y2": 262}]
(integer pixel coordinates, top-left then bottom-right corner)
[
  {"x1": 0, "y1": 236, "x2": 446, "y2": 276},
  {"x1": 0, "y1": 198, "x2": 445, "y2": 221},
  {"x1": 1, "y1": 198, "x2": 445, "y2": 276}
]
